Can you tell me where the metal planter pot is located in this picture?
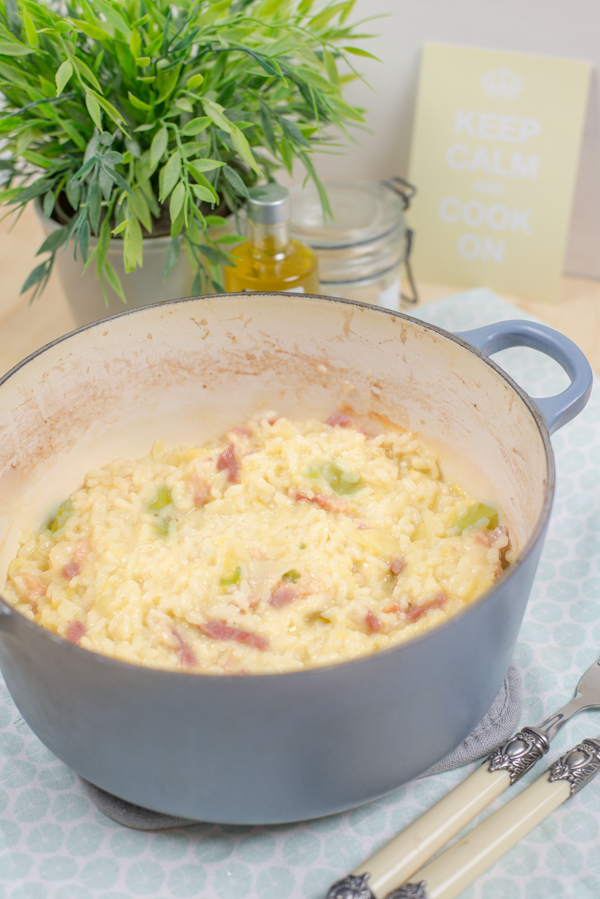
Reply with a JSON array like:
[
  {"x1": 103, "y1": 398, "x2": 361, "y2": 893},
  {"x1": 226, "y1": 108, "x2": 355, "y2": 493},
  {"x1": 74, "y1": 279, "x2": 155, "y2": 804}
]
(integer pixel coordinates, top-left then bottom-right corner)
[{"x1": 0, "y1": 293, "x2": 591, "y2": 824}]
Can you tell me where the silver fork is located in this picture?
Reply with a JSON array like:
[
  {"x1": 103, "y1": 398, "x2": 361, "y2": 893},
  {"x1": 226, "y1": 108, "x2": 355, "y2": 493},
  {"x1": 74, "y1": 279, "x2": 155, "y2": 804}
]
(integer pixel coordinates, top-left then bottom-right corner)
[{"x1": 326, "y1": 655, "x2": 600, "y2": 899}]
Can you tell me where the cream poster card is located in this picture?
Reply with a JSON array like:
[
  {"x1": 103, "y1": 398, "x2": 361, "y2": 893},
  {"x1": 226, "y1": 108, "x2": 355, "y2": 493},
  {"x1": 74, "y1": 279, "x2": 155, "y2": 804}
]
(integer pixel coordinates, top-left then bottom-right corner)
[{"x1": 407, "y1": 44, "x2": 590, "y2": 301}]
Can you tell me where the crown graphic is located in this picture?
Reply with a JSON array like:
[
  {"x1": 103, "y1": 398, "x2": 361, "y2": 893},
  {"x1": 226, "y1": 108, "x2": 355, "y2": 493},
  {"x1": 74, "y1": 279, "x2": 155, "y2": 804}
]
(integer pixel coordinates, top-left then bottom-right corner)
[{"x1": 480, "y1": 66, "x2": 525, "y2": 99}]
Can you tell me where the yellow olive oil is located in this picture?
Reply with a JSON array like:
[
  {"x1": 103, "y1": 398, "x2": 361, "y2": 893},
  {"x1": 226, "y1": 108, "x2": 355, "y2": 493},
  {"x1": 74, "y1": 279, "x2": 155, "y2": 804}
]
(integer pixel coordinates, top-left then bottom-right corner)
[{"x1": 224, "y1": 183, "x2": 319, "y2": 294}]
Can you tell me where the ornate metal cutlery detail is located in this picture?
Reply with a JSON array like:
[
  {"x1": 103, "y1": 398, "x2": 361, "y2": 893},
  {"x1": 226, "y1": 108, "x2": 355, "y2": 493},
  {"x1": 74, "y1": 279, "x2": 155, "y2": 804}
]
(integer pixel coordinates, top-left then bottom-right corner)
[
  {"x1": 326, "y1": 655, "x2": 600, "y2": 899},
  {"x1": 387, "y1": 737, "x2": 600, "y2": 899}
]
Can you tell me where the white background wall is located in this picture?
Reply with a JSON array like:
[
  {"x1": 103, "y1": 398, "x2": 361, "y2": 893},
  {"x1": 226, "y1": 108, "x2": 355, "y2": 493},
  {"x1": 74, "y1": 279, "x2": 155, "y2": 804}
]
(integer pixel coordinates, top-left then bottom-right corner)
[{"x1": 309, "y1": 0, "x2": 600, "y2": 279}]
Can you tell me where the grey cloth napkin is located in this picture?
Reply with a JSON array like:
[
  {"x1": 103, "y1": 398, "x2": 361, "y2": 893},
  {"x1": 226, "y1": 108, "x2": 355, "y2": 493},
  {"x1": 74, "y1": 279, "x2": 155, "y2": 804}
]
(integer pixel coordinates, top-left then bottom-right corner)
[
  {"x1": 80, "y1": 663, "x2": 522, "y2": 830},
  {"x1": 422, "y1": 661, "x2": 522, "y2": 777}
]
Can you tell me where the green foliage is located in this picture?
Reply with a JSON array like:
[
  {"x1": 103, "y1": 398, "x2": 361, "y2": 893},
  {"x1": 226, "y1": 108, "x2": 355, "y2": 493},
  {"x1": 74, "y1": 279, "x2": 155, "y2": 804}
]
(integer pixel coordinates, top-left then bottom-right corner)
[{"x1": 0, "y1": 0, "x2": 370, "y2": 301}]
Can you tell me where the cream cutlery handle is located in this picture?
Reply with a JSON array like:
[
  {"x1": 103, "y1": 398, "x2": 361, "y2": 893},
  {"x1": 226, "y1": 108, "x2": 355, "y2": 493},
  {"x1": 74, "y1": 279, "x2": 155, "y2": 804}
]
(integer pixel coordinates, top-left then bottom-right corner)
[
  {"x1": 350, "y1": 727, "x2": 549, "y2": 898},
  {"x1": 352, "y1": 765, "x2": 510, "y2": 898},
  {"x1": 394, "y1": 774, "x2": 570, "y2": 899},
  {"x1": 391, "y1": 737, "x2": 600, "y2": 899}
]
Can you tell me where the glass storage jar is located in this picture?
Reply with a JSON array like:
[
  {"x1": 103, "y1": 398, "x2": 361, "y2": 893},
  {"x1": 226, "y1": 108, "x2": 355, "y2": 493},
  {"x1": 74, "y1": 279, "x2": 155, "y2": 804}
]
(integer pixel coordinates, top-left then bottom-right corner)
[{"x1": 289, "y1": 179, "x2": 413, "y2": 311}]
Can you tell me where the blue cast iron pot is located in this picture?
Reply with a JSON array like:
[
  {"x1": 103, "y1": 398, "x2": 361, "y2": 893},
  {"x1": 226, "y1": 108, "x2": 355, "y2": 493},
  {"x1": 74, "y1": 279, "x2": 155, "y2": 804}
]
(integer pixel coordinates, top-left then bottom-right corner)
[{"x1": 0, "y1": 293, "x2": 591, "y2": 823}]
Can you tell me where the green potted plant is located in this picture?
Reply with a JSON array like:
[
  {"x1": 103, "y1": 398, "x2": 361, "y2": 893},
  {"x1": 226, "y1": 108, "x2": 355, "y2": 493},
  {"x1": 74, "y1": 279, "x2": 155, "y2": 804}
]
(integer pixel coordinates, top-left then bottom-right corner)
[{"x1": 0, "y1": 0, "x2": 373, "y2": 325}]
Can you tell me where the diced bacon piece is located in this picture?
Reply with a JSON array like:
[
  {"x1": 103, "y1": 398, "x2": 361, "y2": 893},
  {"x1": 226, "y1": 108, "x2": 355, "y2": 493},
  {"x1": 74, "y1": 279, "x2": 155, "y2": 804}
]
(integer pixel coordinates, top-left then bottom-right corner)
[
  {"x1": 474, "y1": 530, "x2": 491, "y2": 547},
  {"x1": 292, "y1": 490, "x2": 351, "y2": 515},
  {"x1": 62, "y1": 540, "x2": 90, "y2": 579},
  {"x1": 269, "y1": 583, "x2": 300, "y2": 608},
  {"x1": 229, "y1": 426, "x2": 251, "y2": 439},
  {"x1": 30, "y1": 600, "x2": 38, "y2": 615},
  {"x1": 326, "y1": 412, "x2": 353, "y2": 428},
  {"x1": 314, "y1": 494, "x2": 352, "y2": 514},
  {"x1": 72, "y1": 540, "x2": 90, "y2": 563},
  {"x1": 250, "y1": 549, "x2": 272, "y2": 560},
  {"x1": 406, "y1": 593, "x2": 447, "y2": 623},
  {"x1": 269, "y1": 577, "x2": 315, "y2": 608},
  {"x1": 390, "y1": 555, "x2": 406, "y2": 576},
  {"x1": 490, "y1": 524, "x2": 509, "y2": 569},
  {"x1": 22, "y1": 573, "x2": 46, "y2": 599},
  {"x1": 216, "y1": 444, "x2": 239, "y2": 483},
  {"x1": 490, "y1": 525, "x2": 509, "y2": 545},
  {"x1": 170, "y1": 626, "x2": 197, "y2": 668},
  {"x1": 200, "y1": 619, "x2": 268, "y2": 651},
  {"x1": 62, "y1": 561, "x2": 81, "y2": 580},
  {"x1": 383, "y1": 603, "x2": 400, "y2": 614},
  {"x1": 192, "y1": 476, "x2": 211, "y2": 507},
  {"x1": 222, "y1": 658, "x2": 251, "y2": 676},
  {"x1": 365, "y1": 611, "x2": 381, "y2": 631},
  {"x1": 67, "y1": 621, "x2": 86, "y2": 645}
]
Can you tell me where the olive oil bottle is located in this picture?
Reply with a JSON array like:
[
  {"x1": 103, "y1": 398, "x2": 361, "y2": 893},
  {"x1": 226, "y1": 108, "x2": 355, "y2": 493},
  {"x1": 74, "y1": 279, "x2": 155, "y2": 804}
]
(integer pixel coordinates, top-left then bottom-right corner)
[{"x1": 224, "y1": 183, "x2": 319, "y2": 294}]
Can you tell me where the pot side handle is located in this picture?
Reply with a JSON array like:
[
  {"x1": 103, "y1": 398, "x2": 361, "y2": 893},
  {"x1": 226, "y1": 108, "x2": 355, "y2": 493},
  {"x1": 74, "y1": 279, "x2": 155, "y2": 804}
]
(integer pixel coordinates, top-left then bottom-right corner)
[{"x1": 455, "y1": 320, "x2": 593, "y2": 435}]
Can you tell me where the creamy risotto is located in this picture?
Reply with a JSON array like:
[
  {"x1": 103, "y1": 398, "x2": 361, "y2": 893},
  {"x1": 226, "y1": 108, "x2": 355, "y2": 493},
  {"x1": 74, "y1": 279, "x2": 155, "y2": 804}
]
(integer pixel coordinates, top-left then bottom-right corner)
[{"x1": 3, "y1": 413, "x2": 511, "y2": 674}]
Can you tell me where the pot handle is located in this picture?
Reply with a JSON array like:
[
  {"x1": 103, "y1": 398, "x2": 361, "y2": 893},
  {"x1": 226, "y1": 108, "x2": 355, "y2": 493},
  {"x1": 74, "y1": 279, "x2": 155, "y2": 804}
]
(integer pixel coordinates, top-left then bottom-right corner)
[{"x1": 455, "y1": 320, "x2": 593, "y2": 435}]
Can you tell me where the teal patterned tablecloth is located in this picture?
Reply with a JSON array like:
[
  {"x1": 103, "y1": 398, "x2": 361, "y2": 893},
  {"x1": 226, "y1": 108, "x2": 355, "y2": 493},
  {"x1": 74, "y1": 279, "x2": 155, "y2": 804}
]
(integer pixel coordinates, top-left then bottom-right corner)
[{"x1": 0, "y1": 288, "x2": 599, "y2": 899}]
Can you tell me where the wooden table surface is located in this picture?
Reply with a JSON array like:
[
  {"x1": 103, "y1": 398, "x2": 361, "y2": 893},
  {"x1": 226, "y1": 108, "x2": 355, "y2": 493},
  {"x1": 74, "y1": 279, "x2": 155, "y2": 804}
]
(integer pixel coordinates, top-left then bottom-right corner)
[{"x1": 2, "y1": 202, "x2": 600, "y2": 377}]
